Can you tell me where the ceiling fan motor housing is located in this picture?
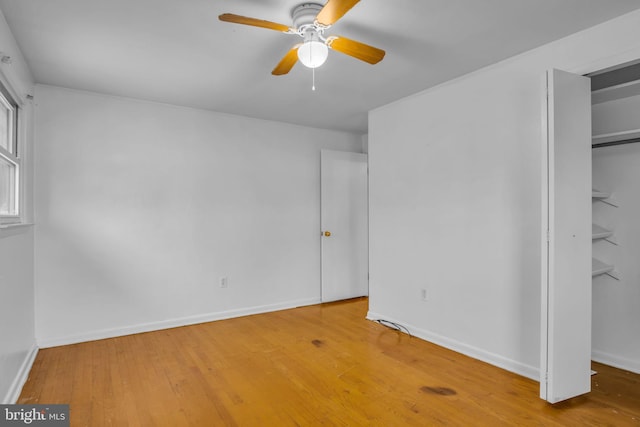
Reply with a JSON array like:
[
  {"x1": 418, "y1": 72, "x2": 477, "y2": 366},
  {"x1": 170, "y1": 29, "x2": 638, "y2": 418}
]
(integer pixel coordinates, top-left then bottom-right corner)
[{"x1": 292, "y1": 3, "x2": 324, "y2": 29}]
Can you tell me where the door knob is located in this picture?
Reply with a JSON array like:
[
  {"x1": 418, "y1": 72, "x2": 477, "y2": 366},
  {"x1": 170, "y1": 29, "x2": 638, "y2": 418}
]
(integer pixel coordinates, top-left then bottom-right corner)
[{"x1": 324, "y1": 231, "x2": 331, "y2": 237}]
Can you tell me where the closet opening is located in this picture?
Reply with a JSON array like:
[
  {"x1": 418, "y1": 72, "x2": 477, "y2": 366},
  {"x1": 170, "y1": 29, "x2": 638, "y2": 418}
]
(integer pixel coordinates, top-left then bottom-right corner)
[{"x1": 585, "y1": 60, "x2": 640, "y2": 377}]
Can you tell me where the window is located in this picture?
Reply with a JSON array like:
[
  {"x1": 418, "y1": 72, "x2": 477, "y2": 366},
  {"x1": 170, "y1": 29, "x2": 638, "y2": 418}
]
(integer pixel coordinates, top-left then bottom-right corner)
[{"x1": 0, "y1": 81, "x2": 19, "y2": 221}]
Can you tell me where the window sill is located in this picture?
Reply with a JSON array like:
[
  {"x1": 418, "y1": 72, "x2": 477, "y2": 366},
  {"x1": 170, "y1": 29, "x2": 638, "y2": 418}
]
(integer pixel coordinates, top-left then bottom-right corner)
[
  {"x1": 0, "y1": 222, "x2": 34, "y2": 230},
  {"x1": 0, "y1": 222, "x2": 33, "y2": 239}
]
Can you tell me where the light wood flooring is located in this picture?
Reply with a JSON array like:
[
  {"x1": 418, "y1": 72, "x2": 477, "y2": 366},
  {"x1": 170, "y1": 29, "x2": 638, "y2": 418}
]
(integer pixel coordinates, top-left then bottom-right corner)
[{"x1": 19, "y1": 297, "x2": 640, "y2": 426}]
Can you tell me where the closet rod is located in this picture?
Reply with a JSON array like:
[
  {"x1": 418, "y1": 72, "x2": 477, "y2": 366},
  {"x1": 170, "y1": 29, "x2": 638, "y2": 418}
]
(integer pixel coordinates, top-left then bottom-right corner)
[{"x1": 592, "y1": 137, "x2": 640, "y2": 149}]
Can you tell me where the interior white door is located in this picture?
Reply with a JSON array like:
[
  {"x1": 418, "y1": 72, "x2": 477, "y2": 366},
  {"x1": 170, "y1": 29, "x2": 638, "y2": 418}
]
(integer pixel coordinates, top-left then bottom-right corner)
[
  {"x1": 320, "y1": 150, "x2": 368, "y2": 303},
  {"x1": 540, "y1": 69, "x2": 592, "y2": 403}
]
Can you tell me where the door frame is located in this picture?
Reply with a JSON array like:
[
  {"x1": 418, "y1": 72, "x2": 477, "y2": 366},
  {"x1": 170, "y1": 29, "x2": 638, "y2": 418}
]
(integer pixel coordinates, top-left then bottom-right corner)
[{"x1": 320, "y1": 149, "x2": 369, "y2": 303}]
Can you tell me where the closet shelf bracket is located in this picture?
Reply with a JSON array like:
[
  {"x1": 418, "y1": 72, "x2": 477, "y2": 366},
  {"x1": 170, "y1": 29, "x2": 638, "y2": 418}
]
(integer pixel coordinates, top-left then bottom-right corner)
[{"x1": 605, "y1": 270, "x2": 621, "y2": 281}]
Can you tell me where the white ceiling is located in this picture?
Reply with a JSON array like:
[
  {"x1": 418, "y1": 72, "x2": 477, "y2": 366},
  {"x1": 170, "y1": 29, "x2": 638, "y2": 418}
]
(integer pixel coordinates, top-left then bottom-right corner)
[{"x1": 2, "y1": 0, "x2": 640, "y2": 134}]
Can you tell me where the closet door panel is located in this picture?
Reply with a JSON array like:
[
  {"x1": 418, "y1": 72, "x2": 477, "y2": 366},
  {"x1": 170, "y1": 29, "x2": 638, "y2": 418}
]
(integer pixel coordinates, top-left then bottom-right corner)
[{"x1": 541, "y1": 69, "x2": 592, "y2": 403}]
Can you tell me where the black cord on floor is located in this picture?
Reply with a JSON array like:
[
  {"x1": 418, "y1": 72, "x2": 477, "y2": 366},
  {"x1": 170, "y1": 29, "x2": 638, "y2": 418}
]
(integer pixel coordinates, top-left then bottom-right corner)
[{"x1": 374, "y1": 319, "x2": 412, "y2": 337}]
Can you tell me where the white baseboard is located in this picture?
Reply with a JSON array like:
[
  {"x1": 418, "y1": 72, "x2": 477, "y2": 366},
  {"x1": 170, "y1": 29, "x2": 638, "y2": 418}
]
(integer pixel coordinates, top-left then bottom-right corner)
[
  {"x1": 3, "y1": 344, "x2": 38, "y2": 404},
  {"x1": 367, "y1": 311, "x2": 539, "y2": 381},
  {"x1": 592, "y1": 349, "x2": 640, "y2": 374},
  {"x1": 38, "y1": 297, "x2": 321, "y2": 349}
]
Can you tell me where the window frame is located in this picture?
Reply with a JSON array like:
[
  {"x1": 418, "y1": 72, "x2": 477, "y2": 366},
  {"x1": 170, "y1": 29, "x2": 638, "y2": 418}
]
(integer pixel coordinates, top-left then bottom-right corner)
[{"x1": 0, "y1": 76, "x2": 22, "y2": 225}]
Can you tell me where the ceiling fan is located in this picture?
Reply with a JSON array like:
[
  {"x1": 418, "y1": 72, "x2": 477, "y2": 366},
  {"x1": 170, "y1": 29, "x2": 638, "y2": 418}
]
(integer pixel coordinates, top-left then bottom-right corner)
[{"x1": 219, "y1": 0, "x2": 385, "y2": 76}]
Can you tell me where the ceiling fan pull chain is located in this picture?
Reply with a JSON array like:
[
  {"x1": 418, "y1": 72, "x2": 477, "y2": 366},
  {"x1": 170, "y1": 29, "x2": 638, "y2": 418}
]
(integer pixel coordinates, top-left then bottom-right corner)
[{"x1": 312, "y1": 67, "x2": 316, "y2": 91}]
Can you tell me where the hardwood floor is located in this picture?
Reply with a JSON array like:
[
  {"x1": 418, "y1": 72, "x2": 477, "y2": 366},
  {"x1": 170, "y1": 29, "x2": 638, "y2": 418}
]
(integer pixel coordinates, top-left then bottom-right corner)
[{"x1": 19, "y1": 298, "x2": 639, "y2": 426}]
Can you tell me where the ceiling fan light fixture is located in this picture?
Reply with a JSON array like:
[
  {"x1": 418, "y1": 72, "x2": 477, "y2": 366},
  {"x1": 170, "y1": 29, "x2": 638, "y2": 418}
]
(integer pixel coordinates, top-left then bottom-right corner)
[{"x1": 297, "y1": 40, "x2": 328, "y2": 68}]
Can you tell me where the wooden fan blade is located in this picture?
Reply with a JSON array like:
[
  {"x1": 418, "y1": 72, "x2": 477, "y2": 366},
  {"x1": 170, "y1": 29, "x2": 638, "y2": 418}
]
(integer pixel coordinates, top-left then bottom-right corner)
[
  {"x1": 327, "y1": 36, "x2": 385, "y2": 64},
  {"x1": 219, "y1": 13, "x2": 291, "y2": 32},
  {"x1": 316, "y1": 0, "x2": 360, "y2": 26},
  {"x1": 272, "y1": 45, "x2": 300, "y2": 75}
]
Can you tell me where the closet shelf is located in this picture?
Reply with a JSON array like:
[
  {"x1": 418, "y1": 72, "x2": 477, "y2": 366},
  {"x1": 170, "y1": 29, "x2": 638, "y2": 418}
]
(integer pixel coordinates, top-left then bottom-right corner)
[
  {"x1": 592, "y1": 190, "x2": 610, "y2": 199},
  {"x1": 592, "y1": 258, "x2": 614, "y2": 277},
  {"x1": 592, "y1": 189, "x2": 619, "y2": 207},
  {"x1": 592, "y1": 129, "x2": 640, "y2": 145},
  {"x1": 592, "y1": 78, "x2": 640, "y2": 105},
  {"x1": 592, "y1": 224, "x2": 613, "y2": 240}
]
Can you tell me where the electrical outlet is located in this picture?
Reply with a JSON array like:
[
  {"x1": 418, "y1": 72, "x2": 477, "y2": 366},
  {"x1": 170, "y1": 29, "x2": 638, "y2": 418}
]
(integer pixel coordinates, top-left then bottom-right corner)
[
  {"x1": 220, "y1": 277, "x2": 228, "y2": 288},
  {"x1": 420, "y1": 288, "x2": 428, "y2": 301}
]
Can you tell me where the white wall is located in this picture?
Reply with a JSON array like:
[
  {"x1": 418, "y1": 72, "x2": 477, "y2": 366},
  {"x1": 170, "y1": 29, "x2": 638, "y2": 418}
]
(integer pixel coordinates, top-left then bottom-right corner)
[
  {"x1": 591, "y1": 93, "x2": 640, "y2": 373},
  {"x1": 0, "y1": 9, "x2": 36, "y2": 403},
  {"x1": 34, "y1": 85, "x2": 362, "y2": 346},
  {"x1": 368, "y1": 9, "x2": 640, "y2": 379}
]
